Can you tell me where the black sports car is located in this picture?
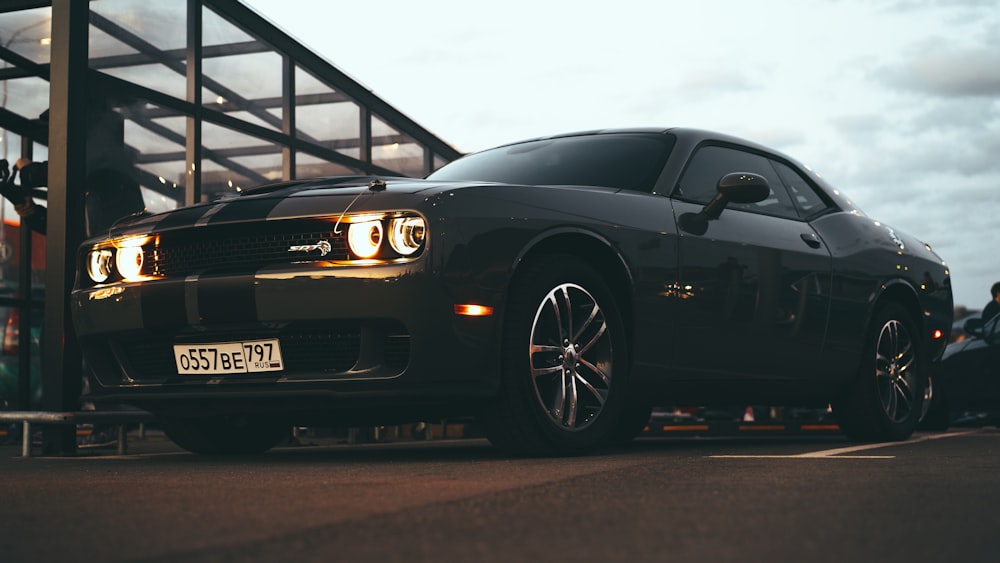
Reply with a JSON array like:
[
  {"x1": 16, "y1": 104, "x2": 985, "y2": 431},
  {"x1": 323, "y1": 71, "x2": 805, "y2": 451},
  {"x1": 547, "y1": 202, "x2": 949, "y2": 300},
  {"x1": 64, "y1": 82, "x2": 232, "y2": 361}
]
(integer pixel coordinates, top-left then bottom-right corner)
[
  {"x1": 71, "y1": 127, "x2": 953, "y2": 455},
  {"x1": 921, "y1": 314, "x2": 1000, "y2": 429}
]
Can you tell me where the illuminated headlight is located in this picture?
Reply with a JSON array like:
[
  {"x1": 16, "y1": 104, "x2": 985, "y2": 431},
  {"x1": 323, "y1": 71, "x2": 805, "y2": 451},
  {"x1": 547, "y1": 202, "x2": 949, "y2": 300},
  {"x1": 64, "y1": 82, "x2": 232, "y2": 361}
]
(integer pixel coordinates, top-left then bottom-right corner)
[
  {"x1": 86, "y1": 249, "x2": 114, "y2": 283},
  {"x1": 347, "y1": 219, "x2": 383, "y2": 259},
  {"x1": 388, "y1": 217, "x2": 426, "y2": 256},
  {"x1": 116, "y1": 246, "x2": 145, "y2": 281}
]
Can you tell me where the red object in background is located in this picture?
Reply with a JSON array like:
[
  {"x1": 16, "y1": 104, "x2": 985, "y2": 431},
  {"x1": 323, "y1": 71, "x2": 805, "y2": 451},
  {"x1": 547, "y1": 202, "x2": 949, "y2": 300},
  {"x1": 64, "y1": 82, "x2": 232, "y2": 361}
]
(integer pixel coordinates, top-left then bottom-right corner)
[
  {"x1": 2, "y1": 219, "x2": 47, "y2": 270},
  {"x1": 3, "y1": 306, "x2": 20, "y2": 355}
]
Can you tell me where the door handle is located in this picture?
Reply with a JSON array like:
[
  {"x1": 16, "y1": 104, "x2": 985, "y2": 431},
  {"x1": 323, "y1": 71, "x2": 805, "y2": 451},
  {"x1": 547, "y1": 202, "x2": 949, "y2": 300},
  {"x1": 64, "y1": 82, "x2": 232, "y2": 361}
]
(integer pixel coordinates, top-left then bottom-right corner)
[{"x1": 800, "y1": 232, "x2": 822, "y2": 249}]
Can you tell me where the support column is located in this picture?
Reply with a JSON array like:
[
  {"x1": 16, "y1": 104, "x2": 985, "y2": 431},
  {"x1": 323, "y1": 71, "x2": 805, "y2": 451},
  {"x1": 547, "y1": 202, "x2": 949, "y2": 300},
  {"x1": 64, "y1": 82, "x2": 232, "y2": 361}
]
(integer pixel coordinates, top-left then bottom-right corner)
[
  {"x1": 281, "y1": 54, "x2": 295, "y2": 181},
  {"x1": 17, "y1": 135, "x2": 33, "y2": 411},
  {"x1": 185, "y1": 0, "x2": 203, "y2": 205},
  {"x1": 42, "y1": 0, "x2": 89, "y2": 455},
  {"x1": 359, "y1": 106, "x2": 372, "y2": 173}
]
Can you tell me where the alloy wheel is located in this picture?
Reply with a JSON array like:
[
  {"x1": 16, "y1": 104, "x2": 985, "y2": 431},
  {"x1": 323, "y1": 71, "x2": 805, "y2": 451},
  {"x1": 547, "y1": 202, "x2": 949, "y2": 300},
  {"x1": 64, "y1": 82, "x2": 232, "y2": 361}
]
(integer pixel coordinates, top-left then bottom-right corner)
[
  {"x1": 528, "y1": 282, "x2": 613, "y2": 431},
  {"x1": 875, "y1": 319, "x2": 918, "y2": 422}
]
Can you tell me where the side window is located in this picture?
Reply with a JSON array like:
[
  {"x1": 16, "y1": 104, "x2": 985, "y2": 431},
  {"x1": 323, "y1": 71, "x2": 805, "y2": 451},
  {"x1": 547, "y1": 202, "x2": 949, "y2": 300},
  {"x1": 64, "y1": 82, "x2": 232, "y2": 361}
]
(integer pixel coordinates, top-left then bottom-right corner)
[
  {"x1": 772, "y1": 161, "x2": 831, "y2": 219},
  {"x1": 676, "y1": 145, "x2": 797, "y2": 219}
]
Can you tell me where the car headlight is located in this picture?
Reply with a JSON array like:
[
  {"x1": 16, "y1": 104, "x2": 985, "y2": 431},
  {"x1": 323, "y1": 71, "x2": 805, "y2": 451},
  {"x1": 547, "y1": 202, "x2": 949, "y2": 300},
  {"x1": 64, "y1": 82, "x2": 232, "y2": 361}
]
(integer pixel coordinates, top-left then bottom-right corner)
[
  {"x1": 87, "y1": 249, "x2": 114, "y2": 283},
  {"x1": 388, "y1": 217, "x2": 426, "y2": 256},
  {"x1": 347, "y1": 219, "x2": 383, "y2": 259},
  {"x1": 116, "y1": 246, "x2": 145, "y2": 281}
]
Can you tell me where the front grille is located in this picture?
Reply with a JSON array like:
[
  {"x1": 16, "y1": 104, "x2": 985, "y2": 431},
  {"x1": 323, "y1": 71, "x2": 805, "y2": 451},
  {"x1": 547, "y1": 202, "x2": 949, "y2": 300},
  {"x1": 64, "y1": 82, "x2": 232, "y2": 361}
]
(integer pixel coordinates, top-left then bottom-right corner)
[
  {"x1": 280, "y1": 331, "x2": 361, "y2": 372},
  {"x1": 148, "y1": 220, "x2": 348, "y2": 277}
]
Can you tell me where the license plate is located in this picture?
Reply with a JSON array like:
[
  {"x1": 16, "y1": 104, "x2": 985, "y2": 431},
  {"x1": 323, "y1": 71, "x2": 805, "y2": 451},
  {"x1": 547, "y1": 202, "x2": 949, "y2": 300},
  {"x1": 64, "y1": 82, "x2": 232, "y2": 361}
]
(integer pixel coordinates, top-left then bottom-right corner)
[{"x1": 173, "y1": 339, "x2": 284, "y2": 375}]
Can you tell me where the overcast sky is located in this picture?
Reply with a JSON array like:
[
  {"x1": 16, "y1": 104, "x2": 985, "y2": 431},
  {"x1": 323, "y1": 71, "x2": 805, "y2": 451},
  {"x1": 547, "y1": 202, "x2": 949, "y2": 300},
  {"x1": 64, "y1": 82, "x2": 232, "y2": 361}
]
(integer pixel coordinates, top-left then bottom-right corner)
[{"x1": 244, "y1": 0, "x2": 999, "y2": 310}]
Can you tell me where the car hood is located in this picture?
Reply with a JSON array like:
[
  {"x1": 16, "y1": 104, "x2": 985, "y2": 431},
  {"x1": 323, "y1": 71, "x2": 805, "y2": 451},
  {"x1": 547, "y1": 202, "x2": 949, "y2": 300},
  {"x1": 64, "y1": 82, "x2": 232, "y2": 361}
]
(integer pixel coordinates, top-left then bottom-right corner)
[
  {"x1": 89, "y1": 176, "x2": 493, "y2": 242},
  {"x1": 237, "y1": 175, "x2": 438, "y2": 197},
  {"x1": 99, "y1": 175, "x2": 627, "y2": 241}
]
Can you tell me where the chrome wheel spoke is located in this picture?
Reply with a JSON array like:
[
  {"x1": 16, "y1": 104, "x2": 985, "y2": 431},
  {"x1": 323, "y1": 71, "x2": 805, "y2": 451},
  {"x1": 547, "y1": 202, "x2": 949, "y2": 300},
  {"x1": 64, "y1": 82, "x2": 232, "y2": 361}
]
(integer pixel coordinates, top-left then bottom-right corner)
[
  {"x1": 578, "y1": 320, "x2": 607, "y2": 356},
  {"x1": 531, "y1": 344, "x2": 562, "y2": 355},
  {"x1": 571, "y1": 304, "x2": 600, "y2": 345},
  {"x1": 529, "y1": 282, "x2": 614, "y2": 432},
  {"x1": 531, "y1": 365, "x2": 563, "y2": 378},
  {"x1": 565, "y1": 375, "x2": 579, "y2": 427},
  {"x1": 560, "y1": 286, "x2": 574, "y2": 340},
  {"x1": 579, "y1": 357, "x2": 610, "y2": 387},
  {"x1": 885, "y1": 382, "x2": 898, "y2": 419},
  {"x1": 575, "y1": 372, "x2": 608, "y2": 407},
  {"x1": 894, "y1": 378, "x2": 913, "y2": 412},
  {"x1": 546, "y1": 293, "x2": 566, "y2": 344},
  {"x1": 874, "y1": 318, "x2": 918, "y2": 422},
  {"x1": 551, "y1": 370, "x2": 567, "y2": 418}
]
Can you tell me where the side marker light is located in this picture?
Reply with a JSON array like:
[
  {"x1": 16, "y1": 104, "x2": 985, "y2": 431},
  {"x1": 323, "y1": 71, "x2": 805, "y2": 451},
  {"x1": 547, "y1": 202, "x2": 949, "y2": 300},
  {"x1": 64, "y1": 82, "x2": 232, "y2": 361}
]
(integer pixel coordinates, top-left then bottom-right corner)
[{"x1": 454, "y1": 304, "x2": 494, "y2": 317}]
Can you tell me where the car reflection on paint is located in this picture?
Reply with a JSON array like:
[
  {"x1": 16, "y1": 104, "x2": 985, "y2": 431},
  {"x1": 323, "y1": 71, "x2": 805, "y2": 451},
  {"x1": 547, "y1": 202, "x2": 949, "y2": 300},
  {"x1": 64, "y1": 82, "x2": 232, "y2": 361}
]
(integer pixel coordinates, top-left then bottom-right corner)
[{"x1": 70, "y1": 127, "x2": 952, "y2": 456}]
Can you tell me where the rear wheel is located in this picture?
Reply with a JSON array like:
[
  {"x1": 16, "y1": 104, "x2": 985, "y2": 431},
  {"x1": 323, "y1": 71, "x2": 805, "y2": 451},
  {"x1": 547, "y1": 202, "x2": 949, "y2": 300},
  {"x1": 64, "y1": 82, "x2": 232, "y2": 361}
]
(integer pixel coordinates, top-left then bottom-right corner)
[
  {"x1": 834, "y1": 303, "x2": 925, "y2": 441},
  {"x1": 481, "y1": 255, "x2": 629, "y2": 456},
  {"x1": 160, "y1": 414, "x2": 289, "y2": 455}
]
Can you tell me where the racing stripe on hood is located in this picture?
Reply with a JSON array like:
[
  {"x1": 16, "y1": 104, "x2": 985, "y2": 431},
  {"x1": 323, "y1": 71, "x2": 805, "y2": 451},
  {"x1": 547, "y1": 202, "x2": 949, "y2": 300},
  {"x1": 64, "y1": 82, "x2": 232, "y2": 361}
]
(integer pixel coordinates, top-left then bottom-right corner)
[
  {"x1": 195, "y1": 273, "x2": 258, "y2": 325},
  {"x1": 140, "y1": 278, "x2": 187, "y2": 330},
  {"x1": 205, "y1": 195, "x2": 286, "y2": 225},
  {"x1": 150, "y1": 202, "x2": 221, "y2": 231}
]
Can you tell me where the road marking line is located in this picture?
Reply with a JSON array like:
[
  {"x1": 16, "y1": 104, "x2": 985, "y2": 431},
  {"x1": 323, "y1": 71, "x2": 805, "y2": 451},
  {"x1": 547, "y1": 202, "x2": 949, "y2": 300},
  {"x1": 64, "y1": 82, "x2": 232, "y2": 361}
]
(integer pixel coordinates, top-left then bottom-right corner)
[
  {"x1": 710, "y1": 455, "x2": 896, "y2": 459},
  {"x1": 708, "y1": 430, "x2": 977, "y2": 459}
]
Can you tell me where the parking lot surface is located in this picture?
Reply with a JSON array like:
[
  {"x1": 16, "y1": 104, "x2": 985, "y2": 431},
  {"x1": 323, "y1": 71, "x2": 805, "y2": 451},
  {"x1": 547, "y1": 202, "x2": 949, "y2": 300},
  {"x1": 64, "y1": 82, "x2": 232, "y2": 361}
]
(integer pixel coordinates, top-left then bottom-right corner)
[{"x1": 3, "y1": 428, "x2": 999, "y2": 563}]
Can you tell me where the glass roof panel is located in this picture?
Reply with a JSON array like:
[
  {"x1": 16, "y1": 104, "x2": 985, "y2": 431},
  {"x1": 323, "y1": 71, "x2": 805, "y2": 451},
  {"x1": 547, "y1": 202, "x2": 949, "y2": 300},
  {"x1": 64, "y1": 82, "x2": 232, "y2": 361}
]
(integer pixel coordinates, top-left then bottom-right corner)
[
  {"x1": 0, "y1": 6, "x2": 52, "y2": 65},
  {"x1": 0, "y1": 76, "x2": 49, "y2": 121},
  {"x1": 89, "y1": 0, "x2": 186, "y2": 98},
  {"x1": 296, "y1": 151, "x2": 360, "y2": 179},
  {"x1": 90, "y1": 0, "x2": 186, "y2": 52},
  {"x1": 202, "y1": 6, "x2": 282, "y2": 132},
  {"x1": 203, "y1": 5, "x2": 255, "y2": 47},
  {"x1": 372, "y1": 115, "x2": 425, "y2": 177},
  {"x1": 202, "y1": 121, "x2": 281, "y2": 197}
]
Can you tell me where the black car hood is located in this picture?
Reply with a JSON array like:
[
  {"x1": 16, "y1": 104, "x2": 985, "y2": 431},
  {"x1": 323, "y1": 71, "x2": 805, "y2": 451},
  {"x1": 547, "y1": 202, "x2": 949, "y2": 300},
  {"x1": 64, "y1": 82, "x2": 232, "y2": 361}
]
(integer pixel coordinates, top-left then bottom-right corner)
[{"x1": 96, "y1": 176, "x2": 481, "y2": 240}]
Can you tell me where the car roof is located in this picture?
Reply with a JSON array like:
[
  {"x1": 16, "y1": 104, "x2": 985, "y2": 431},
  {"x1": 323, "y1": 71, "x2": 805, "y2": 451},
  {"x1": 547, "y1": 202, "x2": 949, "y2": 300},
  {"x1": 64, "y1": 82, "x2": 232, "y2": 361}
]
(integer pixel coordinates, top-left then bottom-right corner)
[{"x1": 484, "y1": 127, "x2": 783, "y2": 157}]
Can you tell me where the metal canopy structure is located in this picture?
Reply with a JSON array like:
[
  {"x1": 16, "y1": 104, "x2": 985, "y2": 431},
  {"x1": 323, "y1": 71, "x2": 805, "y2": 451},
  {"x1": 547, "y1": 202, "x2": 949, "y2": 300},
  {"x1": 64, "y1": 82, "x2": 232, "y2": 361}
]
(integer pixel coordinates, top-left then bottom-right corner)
[{"x1": 0, "y1": 0, "x2": 462, "y2": 454}]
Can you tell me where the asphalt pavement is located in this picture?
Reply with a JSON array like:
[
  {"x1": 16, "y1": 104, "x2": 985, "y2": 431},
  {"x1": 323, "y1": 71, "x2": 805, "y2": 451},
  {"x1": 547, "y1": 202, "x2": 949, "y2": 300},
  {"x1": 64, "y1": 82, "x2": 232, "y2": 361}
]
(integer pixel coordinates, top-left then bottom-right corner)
[{"x1": 2, "y1": 427, "x2": 999, "y2": 563}]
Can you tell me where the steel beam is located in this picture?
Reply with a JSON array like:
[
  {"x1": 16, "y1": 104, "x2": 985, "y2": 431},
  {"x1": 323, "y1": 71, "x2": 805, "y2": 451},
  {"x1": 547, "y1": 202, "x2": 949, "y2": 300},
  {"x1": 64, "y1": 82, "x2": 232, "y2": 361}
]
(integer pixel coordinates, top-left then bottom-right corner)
[{"x1": 41, "y1": 0, "x2": 88, "y2": 456}]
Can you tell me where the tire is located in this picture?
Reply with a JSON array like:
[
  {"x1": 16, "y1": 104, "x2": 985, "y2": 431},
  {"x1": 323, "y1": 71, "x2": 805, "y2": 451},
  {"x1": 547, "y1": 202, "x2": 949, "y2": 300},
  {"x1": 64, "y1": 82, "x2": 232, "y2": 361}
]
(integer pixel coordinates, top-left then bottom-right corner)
[
  {"x1": 160, "y1": 414, "x2": 290, "y2": 455},
  {"x1": 607, "y1": 402, "x2": 654, "y2": 443},
  {"x1": 918, "y1": 375, "x2": 950, "y2": 431},
  {"x1": 480, "y1": 255, "x2": 630, "y2": 456},
  {"x1": 833, "y1": 303, "x2": 925, "y2": 442}
]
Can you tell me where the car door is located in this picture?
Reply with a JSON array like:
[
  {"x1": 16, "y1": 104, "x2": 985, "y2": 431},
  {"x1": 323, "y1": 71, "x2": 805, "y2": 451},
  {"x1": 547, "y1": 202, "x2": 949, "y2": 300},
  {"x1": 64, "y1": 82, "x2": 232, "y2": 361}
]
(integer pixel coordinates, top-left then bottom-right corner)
[{"x1": 669, "y1": 144, "x2": 834, "y2": 381}]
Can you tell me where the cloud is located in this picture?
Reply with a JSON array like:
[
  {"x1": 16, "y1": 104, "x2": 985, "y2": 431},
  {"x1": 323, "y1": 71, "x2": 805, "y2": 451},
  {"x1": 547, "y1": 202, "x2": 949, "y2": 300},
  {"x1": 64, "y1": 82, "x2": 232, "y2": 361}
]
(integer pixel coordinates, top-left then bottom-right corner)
[{"x1": 878, "y1": 41, "x2": 1000, "y2": 97}]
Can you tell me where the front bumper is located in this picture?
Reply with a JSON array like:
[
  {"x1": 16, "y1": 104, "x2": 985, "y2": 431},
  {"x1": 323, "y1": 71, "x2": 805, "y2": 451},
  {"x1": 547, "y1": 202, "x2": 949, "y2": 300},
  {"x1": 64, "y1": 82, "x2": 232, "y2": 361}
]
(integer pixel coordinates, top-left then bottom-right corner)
[{"x1": 71, "y1": 259, "x2": 503, "y2": 416}]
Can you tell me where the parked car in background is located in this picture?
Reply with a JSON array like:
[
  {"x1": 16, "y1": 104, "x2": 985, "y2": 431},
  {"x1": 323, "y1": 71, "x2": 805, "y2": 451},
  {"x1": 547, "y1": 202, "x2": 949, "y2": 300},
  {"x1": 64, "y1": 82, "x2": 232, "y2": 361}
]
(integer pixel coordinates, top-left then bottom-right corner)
[
  {"x1": 949, "y1": 310, "x2": 982, "y2": 343},
  {"x1": 69, "y1": 127, "x2": 953, "y2": 456},
  {"x1": 922, "y1": 314, "x2": 1000, "y2": 429}
]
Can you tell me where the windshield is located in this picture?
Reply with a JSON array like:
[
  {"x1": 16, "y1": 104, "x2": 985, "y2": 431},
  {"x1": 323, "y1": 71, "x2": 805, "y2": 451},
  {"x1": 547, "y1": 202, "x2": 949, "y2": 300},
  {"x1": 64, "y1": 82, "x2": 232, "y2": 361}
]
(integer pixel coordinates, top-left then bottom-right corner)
[{"x1": 427, "y1": 133, "x2": 675, "y2": 192}]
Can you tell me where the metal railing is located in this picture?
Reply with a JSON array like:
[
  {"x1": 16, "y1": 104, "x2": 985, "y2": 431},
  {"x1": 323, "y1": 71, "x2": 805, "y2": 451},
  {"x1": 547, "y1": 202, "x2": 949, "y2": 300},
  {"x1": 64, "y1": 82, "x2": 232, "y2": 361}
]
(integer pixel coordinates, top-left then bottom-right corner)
[{"x1": 0, "y1": 409, "x2": 155, "y2": 457}]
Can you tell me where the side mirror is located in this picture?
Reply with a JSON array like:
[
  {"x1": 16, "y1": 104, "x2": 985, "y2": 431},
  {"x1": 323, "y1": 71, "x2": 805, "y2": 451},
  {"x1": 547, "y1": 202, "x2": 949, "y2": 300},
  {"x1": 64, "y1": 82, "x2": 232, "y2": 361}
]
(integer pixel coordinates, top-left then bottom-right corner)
[
  {"x1": 964, "y1": 317, "x2": 985, "y2": 338},
  {"x1": 702, "y1": 172, "x2": 770, "y2": 219}
]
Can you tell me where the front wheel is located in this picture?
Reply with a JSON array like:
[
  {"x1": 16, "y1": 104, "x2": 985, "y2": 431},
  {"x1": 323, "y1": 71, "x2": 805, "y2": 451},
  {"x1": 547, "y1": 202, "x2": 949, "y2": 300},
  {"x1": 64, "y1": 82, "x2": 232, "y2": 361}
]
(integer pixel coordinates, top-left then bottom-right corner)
[
  {"x1": 918, "y1": 375, "x2": 950, "y2": 431},
  {"x1": 160, "y1": 414, "x2": 290, "y2": 455},
  {"x1": 833, "y1": 303, "x2": 925, "y2": 442},
  {"x1": 480, "y1": 255, "x2": 630, "y2": 456}
]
